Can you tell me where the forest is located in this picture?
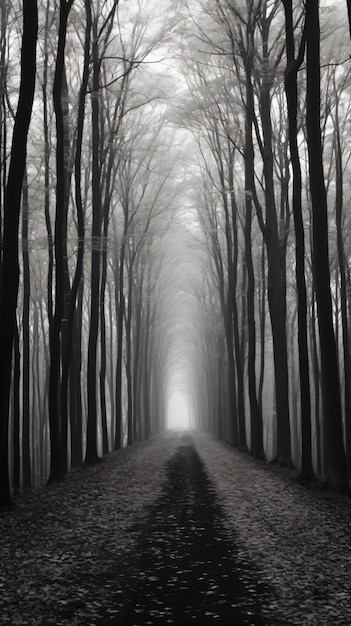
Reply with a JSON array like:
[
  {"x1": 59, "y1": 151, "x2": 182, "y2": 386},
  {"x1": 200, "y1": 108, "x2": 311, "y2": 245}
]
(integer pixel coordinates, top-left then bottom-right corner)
[{"x1": 1, "y1": 0, "x2": 351, "y2": 509}]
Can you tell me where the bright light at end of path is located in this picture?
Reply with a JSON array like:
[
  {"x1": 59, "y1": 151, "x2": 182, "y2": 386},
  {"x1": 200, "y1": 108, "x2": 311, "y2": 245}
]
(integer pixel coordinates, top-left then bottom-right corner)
[{"x1": 166, "y1": 391, "x2": 190, "y2": 430}]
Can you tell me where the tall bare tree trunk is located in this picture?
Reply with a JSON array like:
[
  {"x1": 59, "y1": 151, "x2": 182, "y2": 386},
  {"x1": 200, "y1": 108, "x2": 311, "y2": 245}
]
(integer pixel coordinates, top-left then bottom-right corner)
[
  {"x1": 333, "y1": 108, "x2": 351, "y2": 477},
  {"x1": 125, "y1": 264, "x2": 134, "y2": 446},
  {"x1": 86, "y1": 17, "x2": 102, "y2": 465},
  {"x1": 306, "y1": 0, "x2": 348, "y2": 492},
  {"x1": 22, "y1": 169, "x2": 31, "y2": 490},
  {"x1": 0, "y1": 0, "x2": 7, "y2": 304},
  {"x1": 42, "y1": 3, "x2": 54, "y2": 327},
  {"x1": 230, "y1": 159, "x2": 247, "y2": 451},
  {"x1": 0, "y1": 0, "x2": 37, "y2": 506},
  {"x1": 48, "y1": 0, "x2": 73, "y2": 484},
  {"x1": 243, "y1": 34, "x2": 264, "y2": 460},
  {"x1": 62, "y1": 0, "x2": 91, "y2": 471},
  {"x1": 114, "y1": 238, "x2": 126, "y2": 450},
  {"x1": 283, "y1": 1, "x2": 313, "y2": 479},
  {"x1": 12, "y1": 320, "x2": 20, "y2": 494},
  {"x1": 259, "y1": 14, "x2": 291, "y2": 466}
]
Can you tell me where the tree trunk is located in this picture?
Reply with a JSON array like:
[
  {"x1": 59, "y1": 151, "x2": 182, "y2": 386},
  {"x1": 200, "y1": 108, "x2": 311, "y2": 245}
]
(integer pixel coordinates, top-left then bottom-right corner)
[
  {"x1": 0, "y1": 0, "x2": 7, "y2": 301},
  {"x1": 22, "y1": 169, "x2": 31, "y2": 490},
  {"x1": 42, "y1": 2, "x2": 54, "y2": 327},
  {"x1": 47, "y1": 0, "x2": 73, "y2": 484},
  {"x1": 61, "y1": 0, "x2": 91, "y2": 471},
  {"x1": 240, "y1": 251, "x2": 247, "y2": 365},
  {"x1": 86, "y1": 18, "x2": 102, "y2": 465},
  {"x1": 258, "y1": 240, "x2": 266, "y2": 412},
  {"x1": 114, "y1": 240, "x2": 126, "y2": 450},
  {"x1": 99, "y1": 209, "x2": 109, "y2": 455},
  {"x1": 283, "y1": 0, "x2": 313, "y2": 478},
  {"x1": 230, "y1": 161, "x2": 247, "y2": 450},
  {"x1": 125, "y1": 265, "x2": 133, "y2": 446},
  {"x1": 12, "y1": 320, "x2": 20, "y2": 494},
  {"x1": 99, "y1": 258, "x2": 109, "y2": 455},
  {"x1": 306, "y1": 0, "x2": 348, "y2": 492},
  {"x1": 70, "y1": 279, "x2": 84, "y2": 467},
  {"x1": 0, "y1": 0, "x2": 37, "y2": 506},
  {"x1": 309, "y1": 292, "x2": 322, "y2": 474},
  {"x1": 259, "y1": 21, "x2": 291, "y2": 466},
  {"x1": 244, "y1": 44, "x2": 264, "y2": 460},
  {"x1": 143, "y1": 280, "x2": 152, "y2": 439},
  {"x1": 132, "y1": 276, "x2": 143, "y2": 442},
  {"x1": 333, "y1": 109, "x2": 351, "y2": 476},
  {"x1": 107, "y1": 280, "x2": 116, "y2": 444}
]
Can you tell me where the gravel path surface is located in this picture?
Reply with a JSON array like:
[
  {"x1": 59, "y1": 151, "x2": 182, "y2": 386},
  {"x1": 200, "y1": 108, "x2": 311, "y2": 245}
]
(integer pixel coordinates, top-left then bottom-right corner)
[{"x1": 1, "y1": 430, "x2": 351, "y2": 625}]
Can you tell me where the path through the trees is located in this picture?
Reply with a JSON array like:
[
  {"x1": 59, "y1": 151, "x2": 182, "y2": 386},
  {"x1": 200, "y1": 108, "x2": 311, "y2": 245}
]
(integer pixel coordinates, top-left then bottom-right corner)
[
  {"x1": 101, "y1": 434, "x2": 271, "y2": 625},
  {"x1": 1, "y1": 431, "x2": 351, "y2": 625}
]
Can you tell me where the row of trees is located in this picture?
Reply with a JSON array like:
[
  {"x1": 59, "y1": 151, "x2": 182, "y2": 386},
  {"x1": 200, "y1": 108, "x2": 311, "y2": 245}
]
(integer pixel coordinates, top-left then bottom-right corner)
[
  {"x1": 2, "y1": 0, "x2": 351, "y2": 505},
  {"x1": 0, "y1": 0, "x2": 179, "y2": 506},
  {"x1": 178, "y1": 0, "x2": 351, "y2": 492}
]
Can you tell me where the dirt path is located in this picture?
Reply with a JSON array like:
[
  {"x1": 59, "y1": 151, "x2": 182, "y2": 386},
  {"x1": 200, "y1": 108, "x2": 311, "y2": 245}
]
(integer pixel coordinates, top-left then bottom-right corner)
[
  {"x1": 3, "y1": 431, "x2": 351, "y2": 624},
  {"x1": 99, "y1": 434, "x2": 274, "y2": 624}
]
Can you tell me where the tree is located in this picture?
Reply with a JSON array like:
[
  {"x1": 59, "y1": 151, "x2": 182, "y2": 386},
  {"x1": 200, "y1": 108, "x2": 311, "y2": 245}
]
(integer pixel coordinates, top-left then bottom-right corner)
[
  {"x1": 47, "y1": 0, "x2": 74, "y2": 484},
  {"x1": 22, "y1": 170, "x2": 32, "y2": 490},
  {"x1": 282, "y1": 1, "x2": 313, "y2": 479},
  {"x1": 0, "y1": 0, "x2": 38, "y2": 506},
  {"x1": 61, "y1": 0, "x2": 92, "y2": 471},
  {"x1": 306, "y1": 0, "x2": 348, "y2": 492},
  {"x1": 240, "y1": 5, "x2": 265, "y2": 460},
  {"x1": 85, "y1": 10, "x2": 104, "y2": 465}
]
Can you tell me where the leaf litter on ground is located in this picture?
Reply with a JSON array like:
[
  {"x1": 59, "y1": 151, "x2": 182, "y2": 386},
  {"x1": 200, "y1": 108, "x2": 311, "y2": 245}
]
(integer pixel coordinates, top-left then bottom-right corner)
[
  {"x1": 193, "y1": 432, "x2": 351, "y2": 625},
  {"x1": 1, "y1": 430, "x2": 351, "y2": 624}
]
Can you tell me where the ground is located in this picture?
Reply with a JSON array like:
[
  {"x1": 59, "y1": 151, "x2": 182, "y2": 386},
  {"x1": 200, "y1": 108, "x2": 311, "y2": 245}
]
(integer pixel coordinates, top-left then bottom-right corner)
[{"x1": 1, "y1": 431, "x2": 351, "y2": 625}]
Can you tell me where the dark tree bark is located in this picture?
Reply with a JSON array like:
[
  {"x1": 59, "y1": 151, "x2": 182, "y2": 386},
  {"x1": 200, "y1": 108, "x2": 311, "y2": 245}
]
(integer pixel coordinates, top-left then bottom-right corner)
[
  {"x1": 70, "y1": 279, "x2": 84, "y2": 467},
  {"x1": 142, "y1": 277, "x2": 152, "y2": 439},
  {"x1": 86, "y1": 15, "x2": 102, "y2": 465},
  {"x1": 125, "y1": 263, "x2": 134, "y2": 446},
  {"x1": 98, "y1": 95, "x2": 125, "y2": 455},
  {"x1": 221, "y1": 188, "x2": 238, "y2": 447},
  {"x1": 132, "y1": 275, "x2": 144, "y2": 442},
  {"x1": 257, "y1": 11, "x2": 291, "y2": 467},
  {"x1": 22, "y1": 170, "x2": 31, "y2": 490},
  {"x1": 86, "y1": 0, "x2": 119, "y2": 462},
  {"x1": 333, "y1": 104, "x2": 351, "y2": 477},
  {"x1": 107, "y1": 280, "x2": 116, "y2": 445},
  {"x1": 61, "y1": 0, "x2": 91, "y2": 473},
  {"x1": 283, "y1": 1, "x2": 313, "y2": 479},
  {"x1": 240, "y1": 250, "x2": 247, "y2": 365},
  {"x1": 42, "y1": 3, "x2": 54, "y2": 326},
  {"x1": 217, "y1": 335, "x2": 226, "y2": 441},
  {"x1": 99, "y1": 215, "x2": 110, "y2": 455},
  {"x1": 289, "y1": 308, "x2": 299, "y2": 461},
  {"x1": 0, "y1": 0, "x2": 37, "y2": 507},
  {"x1": 12, "y1": 320, "x2": 20, "y2": 494},
  {"x1": 58, "y1": 62, "x2": 74, "y2": 476},
  {"x1": 258, "y1": 240, "x2": 266, "y2": 412},
  {"x1": 306, "y1": 0, "x2": 348, "y2": 492},
  {"x1": 47, "y1": 0, "x2": 73, "y2": 484},
  {"x1": 229, "y1": 154, "x2": 247, "y2": 451},
  {"x1": 243, "y1": 25, "x2": 264, "y2": 461},
  {"x1": 114, "y1": 237, "x2": 126, "y2": 450},
  {"x1": 310, "y1": 298, "x2": 322, "y2": 475},
  {"x1": 0, "y1": 1, "x2": 7, "y2": 302}
]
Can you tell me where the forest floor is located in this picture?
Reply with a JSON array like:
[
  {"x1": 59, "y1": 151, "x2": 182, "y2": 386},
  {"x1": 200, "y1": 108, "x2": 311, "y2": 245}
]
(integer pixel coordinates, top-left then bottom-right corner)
[{"x1": 1, "y1": 432, "x2": 351, "y2": 625}]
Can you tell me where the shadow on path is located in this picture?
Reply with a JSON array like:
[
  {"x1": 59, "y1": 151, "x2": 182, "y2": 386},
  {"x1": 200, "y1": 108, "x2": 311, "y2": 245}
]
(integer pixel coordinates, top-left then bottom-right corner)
[{"x1": 101, "y1": 435, "x2": 274, "y2": 625}]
